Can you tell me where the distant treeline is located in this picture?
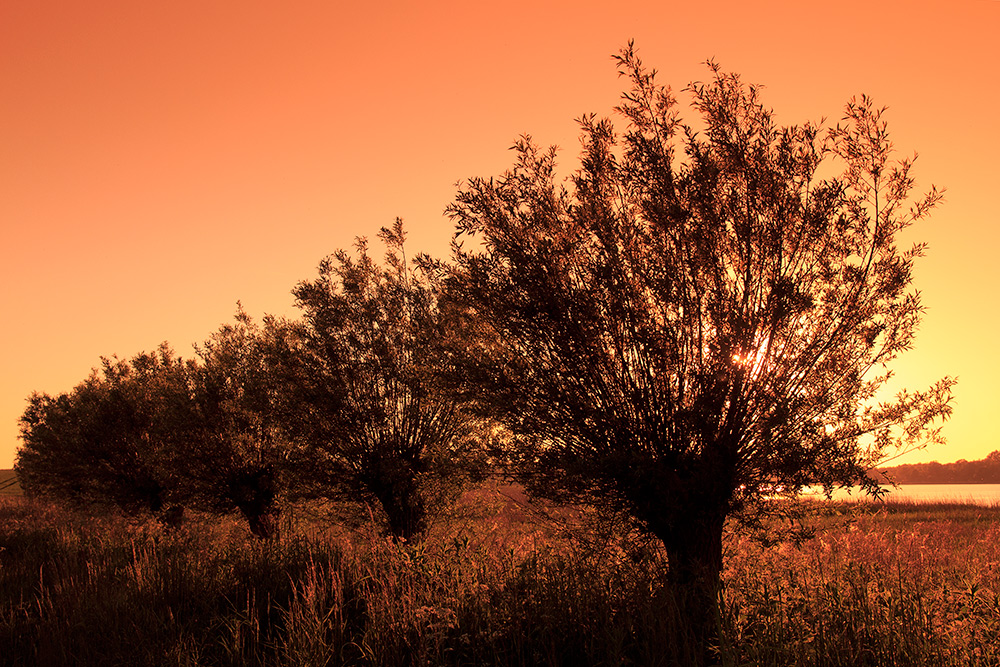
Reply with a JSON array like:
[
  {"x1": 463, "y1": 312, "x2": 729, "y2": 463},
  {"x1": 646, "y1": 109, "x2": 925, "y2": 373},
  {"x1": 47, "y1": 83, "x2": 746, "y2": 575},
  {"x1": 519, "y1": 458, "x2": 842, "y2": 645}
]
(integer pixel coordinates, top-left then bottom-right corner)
[{"x1": 874, "y1": 450, "x2": 1000, "y2": 484}]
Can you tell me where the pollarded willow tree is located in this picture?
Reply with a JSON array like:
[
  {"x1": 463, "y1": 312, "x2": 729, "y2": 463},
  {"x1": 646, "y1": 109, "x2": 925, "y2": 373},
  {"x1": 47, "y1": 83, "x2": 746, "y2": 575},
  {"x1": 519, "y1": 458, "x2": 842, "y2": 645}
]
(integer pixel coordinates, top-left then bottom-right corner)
[
  {"x1": 16, "y1": 344, "x2": 188, "y2": 518},
  {"x1": 447, "y1": 45, "x2": 954, "y2": 657},
  {"x1": 165, "y1": 310, "x2": 295, "y2": 539},
  {"x1": 287, "y1": 220, "x2": 488, "y2": 541}
]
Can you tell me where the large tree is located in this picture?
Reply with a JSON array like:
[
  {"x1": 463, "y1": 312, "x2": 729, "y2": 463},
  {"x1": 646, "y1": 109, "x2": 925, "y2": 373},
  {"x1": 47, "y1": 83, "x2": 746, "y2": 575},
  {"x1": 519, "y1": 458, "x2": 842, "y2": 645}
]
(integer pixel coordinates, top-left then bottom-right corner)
[
  {"x1": 287, "y1": 220, "x2": 487, "y2": 541},
  {"x1": 16, "y1": 344, "x2": 187, "y2": 517},
  {"x1": 447, "y1": 46, "x2": 954, "y2": 659}
]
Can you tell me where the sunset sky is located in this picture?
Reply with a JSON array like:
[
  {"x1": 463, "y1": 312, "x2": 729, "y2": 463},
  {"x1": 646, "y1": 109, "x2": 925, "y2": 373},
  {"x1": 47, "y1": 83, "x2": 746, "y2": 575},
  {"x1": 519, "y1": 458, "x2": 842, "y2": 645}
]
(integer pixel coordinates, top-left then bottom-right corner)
[{"x1": 2, "y1": 0, "x2": 997, "y2": 469}]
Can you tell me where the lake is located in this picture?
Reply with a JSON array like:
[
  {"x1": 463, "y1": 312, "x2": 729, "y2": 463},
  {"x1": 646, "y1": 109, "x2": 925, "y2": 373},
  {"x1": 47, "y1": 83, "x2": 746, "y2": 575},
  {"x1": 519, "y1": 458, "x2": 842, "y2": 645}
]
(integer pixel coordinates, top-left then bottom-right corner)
[{"x1": 803, "y1": 484, "x2": 1000, "y2": 506}]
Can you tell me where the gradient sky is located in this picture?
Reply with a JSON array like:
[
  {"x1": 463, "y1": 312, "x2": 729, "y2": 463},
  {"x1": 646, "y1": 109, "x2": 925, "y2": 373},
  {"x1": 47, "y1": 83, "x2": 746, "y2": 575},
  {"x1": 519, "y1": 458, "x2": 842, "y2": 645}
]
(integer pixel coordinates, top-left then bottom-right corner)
[{"x1": 2, "y1": 0, "x2": 997, "y2": 468}]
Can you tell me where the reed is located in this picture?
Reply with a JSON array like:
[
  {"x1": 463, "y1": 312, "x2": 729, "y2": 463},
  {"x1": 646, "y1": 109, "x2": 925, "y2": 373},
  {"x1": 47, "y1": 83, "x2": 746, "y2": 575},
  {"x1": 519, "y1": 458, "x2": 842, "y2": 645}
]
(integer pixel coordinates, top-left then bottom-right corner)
[{"x1": 2, "y1": 494, "x2": 998, "y2": 666}]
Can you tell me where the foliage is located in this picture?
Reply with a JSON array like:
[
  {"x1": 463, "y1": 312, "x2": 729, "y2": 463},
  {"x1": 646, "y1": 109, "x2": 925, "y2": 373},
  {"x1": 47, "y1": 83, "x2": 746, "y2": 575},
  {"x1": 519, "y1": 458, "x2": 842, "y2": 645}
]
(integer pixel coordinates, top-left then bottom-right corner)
[
  {"x1": 14, "y1": 319, "x2": 297, "y2": 538},
  {"x1": 446, "y1": 43, "x2": 953, "y2": 658},
  {"x1": 165, "y1": 310, "x2": 297, "y2": 539},
  {"x1": 286, "y1": 219, "x2": 488, "y2": 541},
  {"x1": 15, "y1": 344, "x2": 188, "y2": 516}
]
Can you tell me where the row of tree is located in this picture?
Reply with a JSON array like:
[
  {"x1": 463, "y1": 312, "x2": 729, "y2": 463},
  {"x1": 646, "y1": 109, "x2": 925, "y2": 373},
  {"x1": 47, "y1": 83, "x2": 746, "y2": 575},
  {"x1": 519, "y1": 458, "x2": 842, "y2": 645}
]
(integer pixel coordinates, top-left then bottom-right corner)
[
  {"x1": 17, "y1": 222, "x2": 485, "y2": 541},
  {"x1": 16, "y1": 45, "x2": 955, "y2": 663}
]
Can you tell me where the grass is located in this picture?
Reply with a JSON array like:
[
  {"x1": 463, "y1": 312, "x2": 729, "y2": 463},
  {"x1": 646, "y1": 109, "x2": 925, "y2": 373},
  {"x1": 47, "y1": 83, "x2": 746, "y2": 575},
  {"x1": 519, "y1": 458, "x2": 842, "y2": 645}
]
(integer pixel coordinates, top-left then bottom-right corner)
[
  {"x1": 721, "y1": 500, "x2": 1000, "y2": 665},
  {"x1": 0, "y1": 470, "x2": 20, "y2": 497},
  {"x1": 1, "y1": 490, "x2": 999, "y2": 666}
]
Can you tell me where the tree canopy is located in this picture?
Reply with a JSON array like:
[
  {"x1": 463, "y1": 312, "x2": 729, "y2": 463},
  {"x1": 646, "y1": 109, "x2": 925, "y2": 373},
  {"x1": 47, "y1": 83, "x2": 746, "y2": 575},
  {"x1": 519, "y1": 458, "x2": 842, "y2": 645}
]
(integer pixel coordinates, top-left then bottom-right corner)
[
  {"x1": 16, "y1": 344, "x2": 187, "y2": 516},
  {"x1": 165, "y1": 310, "x2": 294, "y2": 538},
  {"x1": 287, "y1": 220, "x2": 487, "y2": 540},
  {"x1": 447, "y1": 45, "x2": 954, "y2": 658}
]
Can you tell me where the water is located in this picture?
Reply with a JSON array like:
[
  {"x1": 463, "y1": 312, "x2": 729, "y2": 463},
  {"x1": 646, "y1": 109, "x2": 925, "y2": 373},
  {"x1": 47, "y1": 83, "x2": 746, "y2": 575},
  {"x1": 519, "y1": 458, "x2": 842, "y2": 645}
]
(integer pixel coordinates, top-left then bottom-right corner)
[{"x1": 803, "y1": 483, "x2": 1000, "y2": 506}]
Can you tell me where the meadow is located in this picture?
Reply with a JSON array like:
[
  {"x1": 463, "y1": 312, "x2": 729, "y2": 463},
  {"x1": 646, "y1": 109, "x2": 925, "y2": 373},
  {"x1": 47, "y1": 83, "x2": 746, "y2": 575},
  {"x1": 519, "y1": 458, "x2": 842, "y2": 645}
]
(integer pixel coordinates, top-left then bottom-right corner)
[{"x1": 1, "y1": 485, "x2": 999, "y2": 666}]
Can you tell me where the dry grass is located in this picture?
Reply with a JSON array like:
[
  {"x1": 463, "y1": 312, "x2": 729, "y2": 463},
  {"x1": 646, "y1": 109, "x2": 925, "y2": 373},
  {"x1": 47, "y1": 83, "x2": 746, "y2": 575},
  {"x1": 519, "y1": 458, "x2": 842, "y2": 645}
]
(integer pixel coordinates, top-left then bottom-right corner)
[
  {"x1": 721, "y1": 500, "x2": 1000, "y2": 665},
  {"x1": 0, "y1": 470, "x2": 20, "y2": 498},
  {"x1": 1, "y1": 490, "x2": 999, "y2": 666}
]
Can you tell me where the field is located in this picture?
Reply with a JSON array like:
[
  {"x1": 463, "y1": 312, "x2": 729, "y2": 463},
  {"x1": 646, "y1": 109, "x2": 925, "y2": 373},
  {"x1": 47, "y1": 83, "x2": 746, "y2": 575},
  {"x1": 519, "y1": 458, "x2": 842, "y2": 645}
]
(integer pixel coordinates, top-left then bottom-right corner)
[
  {"x1": 1, "y1": 484, "x2": 999, "y2": 666},
  {"x1": 0, "y1": 470, "x2": 20, "y2": 497}
]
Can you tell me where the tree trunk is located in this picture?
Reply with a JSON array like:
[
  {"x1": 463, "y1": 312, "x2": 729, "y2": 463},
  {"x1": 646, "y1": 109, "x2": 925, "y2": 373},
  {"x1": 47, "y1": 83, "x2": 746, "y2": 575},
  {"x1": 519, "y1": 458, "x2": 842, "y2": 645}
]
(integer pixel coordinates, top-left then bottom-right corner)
[
  {"x1": 381, "y1": 488, "x2": 428, "y2": 542},
  {"x1": 241, "y1": 504, "x2": 280, "y2": 540},
  {"x1": 230, "y1": 467, "x2": 279, "y2": 539},
  {"x1": 367, "y1": 466, "x2": 430, "y2": 542},
  {"x1": 655, "y1": 507, "x2": 726, "y2": 667},
  {"x1": 157, "y1": 504, "x2": 185, "y2": 528}
]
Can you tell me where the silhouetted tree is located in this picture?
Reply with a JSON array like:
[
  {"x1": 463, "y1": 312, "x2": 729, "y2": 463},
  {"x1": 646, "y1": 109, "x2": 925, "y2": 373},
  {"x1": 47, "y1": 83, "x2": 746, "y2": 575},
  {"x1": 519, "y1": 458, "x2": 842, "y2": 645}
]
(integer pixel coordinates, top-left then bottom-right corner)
[
  {"x1": 287, "y1": 220, "x2": 487, "y2": 541},
  {"x1": 447, "y1": 45, "x2": 954, "y2": 661},
  {"x1": 16, "y1": 344, "x2": 187, "y2": 518},
  {"x1": 165, "y1": 310, "x2": 294, "y2": 539}
]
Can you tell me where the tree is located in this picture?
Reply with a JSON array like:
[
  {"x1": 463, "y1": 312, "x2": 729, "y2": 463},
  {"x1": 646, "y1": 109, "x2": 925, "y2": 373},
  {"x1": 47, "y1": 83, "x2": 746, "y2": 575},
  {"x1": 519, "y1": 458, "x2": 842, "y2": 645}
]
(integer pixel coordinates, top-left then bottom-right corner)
[
  {"x1": 446, "y1": 45, "x2": 954, "y2": 660},
  {"x1": 16, "y1": 344, "x2": 187, "y2": 518},
  {"x1": 287, "y1": 220, "x2": 487, "y2": 541},
  {"x1": 164, "y1": 310, "x2": 294, "y2": 539}
]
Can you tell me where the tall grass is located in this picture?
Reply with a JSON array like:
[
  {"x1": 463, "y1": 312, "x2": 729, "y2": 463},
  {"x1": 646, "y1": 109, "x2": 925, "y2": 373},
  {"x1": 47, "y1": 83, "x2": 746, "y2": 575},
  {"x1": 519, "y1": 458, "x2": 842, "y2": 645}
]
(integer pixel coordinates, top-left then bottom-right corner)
[
  {"x1": 721, "y1": 501, "x2": 1000, "y2": 665},
  {"x1": 2, "y1": 494, "x2": 998, "y2": 666}
]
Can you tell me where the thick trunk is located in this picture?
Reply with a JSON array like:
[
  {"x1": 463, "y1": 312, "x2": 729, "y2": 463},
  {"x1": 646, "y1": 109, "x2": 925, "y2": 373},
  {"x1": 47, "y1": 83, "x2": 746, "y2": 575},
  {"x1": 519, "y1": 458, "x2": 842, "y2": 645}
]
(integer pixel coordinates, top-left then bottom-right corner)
[
  {"x1": 367, "y1": 465, "x2": 430, "y2": 542},
  {"x1": 230, "y1": 467, "x2": 279, "y2": 539},
  {"x1": 654, "y1": 507, "x2": 727, "y2": 667},
  {"x1": 138, "y1": 479, "x2": 168, "y2": 515},
  {"x1": 241, "y1": 504, "x2": 280, "y2": 540},
  {"x1": 381, "y1": 488, "x2": 429, "y2": 542},
  {"x1": 632, "y1": 440, "x2": 735, "y2": 664},
  {"x1": 157, "y1": 504, "x2": 185, "y2": 528}
]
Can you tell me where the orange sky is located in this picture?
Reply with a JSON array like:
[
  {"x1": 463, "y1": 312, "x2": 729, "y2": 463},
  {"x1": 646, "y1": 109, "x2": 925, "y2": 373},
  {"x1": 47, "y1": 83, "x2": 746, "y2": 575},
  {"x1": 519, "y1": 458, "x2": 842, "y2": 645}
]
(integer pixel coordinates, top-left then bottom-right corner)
[{"x1": 2, "y1": 0, "x2": 997, "y2": 468}]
